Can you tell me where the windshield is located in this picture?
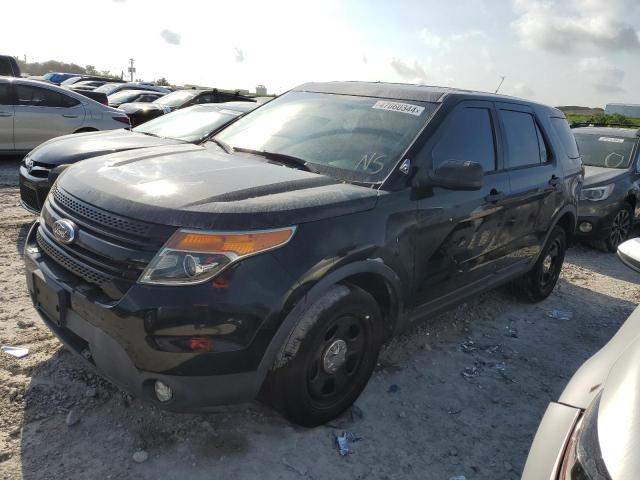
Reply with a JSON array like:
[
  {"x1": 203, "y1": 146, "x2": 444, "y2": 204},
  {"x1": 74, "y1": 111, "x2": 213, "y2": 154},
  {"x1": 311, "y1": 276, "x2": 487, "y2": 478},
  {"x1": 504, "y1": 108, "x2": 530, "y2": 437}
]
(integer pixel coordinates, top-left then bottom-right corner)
[
  {"x1": 155, "y1": 90, "x2": 198, "y2": 107},
  {"x1": 575, "y1": 133, "x2": 637, "y2": 169},
  {"x1": 108, "y1": 90, "x2": 144, "y2": 104},
  {"x1": 134, "y1": 106, "x2": 240, "y2": 143},
  {"x1": 94, "y1": 83, "x2": 123, "y2": 95},
  {"x1": 61, "y1": 76, "x2": 82, "y2": 86},
  {"x1": 215, "y1": 91, "x2": 437, "y2": 182}
]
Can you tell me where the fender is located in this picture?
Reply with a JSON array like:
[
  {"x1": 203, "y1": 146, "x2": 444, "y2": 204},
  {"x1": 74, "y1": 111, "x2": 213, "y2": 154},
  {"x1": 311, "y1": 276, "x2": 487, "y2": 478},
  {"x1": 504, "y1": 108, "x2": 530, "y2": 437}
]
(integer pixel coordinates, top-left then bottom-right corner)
[
  {"x1": 531, "y1": 204, "x2": 577, "y2": 266},
  {"x1": 256, "y1": 259, "x2": 403, "y2": 379}
]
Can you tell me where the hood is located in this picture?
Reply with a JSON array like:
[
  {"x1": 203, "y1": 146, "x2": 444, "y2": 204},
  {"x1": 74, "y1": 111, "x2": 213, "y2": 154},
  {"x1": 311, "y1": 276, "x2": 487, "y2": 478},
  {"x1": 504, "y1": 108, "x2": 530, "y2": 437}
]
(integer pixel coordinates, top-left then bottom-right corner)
[
  {"x1": 583, "y1": 165, "x2": 626, "y2": 187},
  {"x1": 56, "y1": 144, "x2": 379, "y2": 230},
  {"x1": 597, "y1": 335, "x2": 640, "y2": 479},
  {"x1": 28, "y1": 130, "x2": 183, "y2": 167}
]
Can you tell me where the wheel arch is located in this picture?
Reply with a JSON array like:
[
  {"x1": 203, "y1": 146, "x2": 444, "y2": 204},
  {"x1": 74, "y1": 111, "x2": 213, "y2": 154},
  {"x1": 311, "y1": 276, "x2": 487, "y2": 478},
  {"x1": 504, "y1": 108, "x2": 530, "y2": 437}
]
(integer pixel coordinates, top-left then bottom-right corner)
[
  {"x1": 257, "y1": 260, "x2": 403, "y2": 377},
  {"x1": 73, "y1": 127, "x2": 98, "y2": 134}
]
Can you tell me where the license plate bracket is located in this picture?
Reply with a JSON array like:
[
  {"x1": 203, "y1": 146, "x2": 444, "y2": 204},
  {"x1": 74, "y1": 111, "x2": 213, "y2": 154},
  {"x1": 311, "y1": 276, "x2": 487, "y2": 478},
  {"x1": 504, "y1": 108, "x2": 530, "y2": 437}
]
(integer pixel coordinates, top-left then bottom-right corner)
[{"x1": 33, "y1": 272, "x2": 68, "y2": 327}]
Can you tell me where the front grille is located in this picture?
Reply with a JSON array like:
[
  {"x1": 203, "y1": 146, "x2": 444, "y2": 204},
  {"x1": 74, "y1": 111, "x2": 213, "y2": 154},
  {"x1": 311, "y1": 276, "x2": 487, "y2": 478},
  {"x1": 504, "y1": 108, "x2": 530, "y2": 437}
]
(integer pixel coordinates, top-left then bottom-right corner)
[
  {"x1": 36, "y1": 229, "x2": 111, "y2": 286},
  {"x1": 52, "y1": 185, "x2": 152, "y2": 237},
  {"x1": 37, "y1": 187, "x2": 175, "y2": 299},
  {"x1": 20, "y1": 182, "x2": 40, "y2": 211}
]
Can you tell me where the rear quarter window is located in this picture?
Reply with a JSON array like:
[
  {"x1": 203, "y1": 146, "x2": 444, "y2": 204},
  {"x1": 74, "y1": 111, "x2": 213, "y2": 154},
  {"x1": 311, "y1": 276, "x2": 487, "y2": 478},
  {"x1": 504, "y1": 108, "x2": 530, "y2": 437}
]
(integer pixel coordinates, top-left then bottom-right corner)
[{"x1": 551, "y1": 117, "x2": 580, "y2": 159}]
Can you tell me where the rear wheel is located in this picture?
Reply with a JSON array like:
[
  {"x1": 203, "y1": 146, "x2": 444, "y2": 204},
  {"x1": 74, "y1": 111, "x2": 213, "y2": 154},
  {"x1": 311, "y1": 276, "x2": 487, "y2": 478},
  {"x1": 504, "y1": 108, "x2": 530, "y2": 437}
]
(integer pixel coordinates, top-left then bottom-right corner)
[
  {"x1": 511, "y1": 226, "x2": 567, "y2": 303},
  {"x1": 605, "y1": 205, "x2": 633, "y2": 252},
  {"x1": 261, "y1": 284, "x2": 383, "y2": 427}
]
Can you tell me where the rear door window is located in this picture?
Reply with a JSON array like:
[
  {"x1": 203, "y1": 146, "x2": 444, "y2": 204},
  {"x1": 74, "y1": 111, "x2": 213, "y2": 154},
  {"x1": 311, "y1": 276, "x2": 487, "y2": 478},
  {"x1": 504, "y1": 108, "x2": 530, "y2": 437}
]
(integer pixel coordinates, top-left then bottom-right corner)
[
  {"x1": 16, "y1": 85, "x2": 73, "y2": 108},
  {"x1": 432, "y1": 107, "x2": 496, "y2": 173},
  {"x1": 551, "y1": 117, "x2": 580, "y2": 159},
  {"x1": 0, "y1": 84, "x2": 9, "y2": 104},
  {"x1": 500, "y1": 110, "x2": 543, "y2": 168}
]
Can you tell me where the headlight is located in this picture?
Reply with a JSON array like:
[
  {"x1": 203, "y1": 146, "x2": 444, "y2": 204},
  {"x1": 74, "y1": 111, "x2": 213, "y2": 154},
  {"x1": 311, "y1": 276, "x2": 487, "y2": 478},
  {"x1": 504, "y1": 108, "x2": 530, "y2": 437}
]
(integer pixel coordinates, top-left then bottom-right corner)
[
  {"x1": 559, "y1": 392, "x2": 610, "y2": 479},
  {"x1": 139, "y1": 226, "x2": 296, "y2": 285},
  {"x1": 580, "y1": 184, "x2": 614, "y2": 202}
]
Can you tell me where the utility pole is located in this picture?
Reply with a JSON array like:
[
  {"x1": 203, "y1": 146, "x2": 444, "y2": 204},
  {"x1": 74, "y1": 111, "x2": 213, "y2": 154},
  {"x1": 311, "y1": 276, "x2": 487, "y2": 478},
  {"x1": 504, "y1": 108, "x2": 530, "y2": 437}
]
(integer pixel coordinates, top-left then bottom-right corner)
[
  {"x1": 495, "y1": 76, "x2": 506, "y2": 94},
  {"x1": 128, "y1": 58, "x2": 136, "y2": 82}
]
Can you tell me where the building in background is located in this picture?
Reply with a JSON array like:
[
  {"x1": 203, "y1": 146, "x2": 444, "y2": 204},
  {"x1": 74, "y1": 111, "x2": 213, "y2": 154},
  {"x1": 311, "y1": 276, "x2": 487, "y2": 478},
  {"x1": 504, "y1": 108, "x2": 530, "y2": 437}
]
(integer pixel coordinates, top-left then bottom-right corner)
[
  {"x1": 256, "y1": 84, "x2": 267, "y2": 95},
  {"x1": 605, "y1": 103, "x2": 640, "y2": 119}
]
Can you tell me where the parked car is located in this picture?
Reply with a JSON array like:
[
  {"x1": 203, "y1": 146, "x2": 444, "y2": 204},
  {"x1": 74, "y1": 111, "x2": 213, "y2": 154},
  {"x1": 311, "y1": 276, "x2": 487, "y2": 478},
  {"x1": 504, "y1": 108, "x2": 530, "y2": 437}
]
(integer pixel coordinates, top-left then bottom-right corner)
[
  {"x1": 118, "y1": 89, "x2": 255, "y2": 126},
  {"x1": 107, "y1": 89, "x2": 165, "y2": 108},
  {"x1": 0, "y1": 76, "x2": 129, "y2": 157},
  {"x1": 23, "y1": 81, "x2": 581, "y2": 426},
  {"x1": 94, "y1": 82, "x2": 171, "y2": 96},
  {"x1": 0, "y1": 55, "x2": 20, "y2": 77},
  {"x1": 19, "y1": 102, "x2": 257, "y2": 212},
  {"x1": 33, "y1": 72, "x2": 81, "y2": 85},
  {"x1": 69, "y1": 80, "x2": 108, "y2": 91},
  {"x1": 60, "y1": 76, "x2": 123, "y2": 88},
  {"x1": 572, "y1": 124, "x2": 640, "y2": 251},
  {"x1": 522, "y1": 236, "x2": 640, "y2": 480}
]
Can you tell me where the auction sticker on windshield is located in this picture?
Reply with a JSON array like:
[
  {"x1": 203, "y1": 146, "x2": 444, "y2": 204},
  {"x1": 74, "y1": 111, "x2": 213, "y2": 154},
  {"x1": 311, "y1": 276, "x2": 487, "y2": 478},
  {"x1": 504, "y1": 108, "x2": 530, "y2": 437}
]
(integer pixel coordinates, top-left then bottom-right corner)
[
  {"x1": 372, "y1": 100, "x2": 425, "y2": 116},
  {"x1": 599, "y1": 137, "x2": 625, "y2": 143}
]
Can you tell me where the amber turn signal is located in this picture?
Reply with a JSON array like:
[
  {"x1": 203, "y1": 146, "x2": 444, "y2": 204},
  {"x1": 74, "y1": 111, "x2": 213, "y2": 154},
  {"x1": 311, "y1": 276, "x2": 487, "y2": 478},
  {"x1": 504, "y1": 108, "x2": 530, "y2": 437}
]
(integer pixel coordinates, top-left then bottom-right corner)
[{"x1": 166, "y1": 227, "x2": 295, "y2": 256}]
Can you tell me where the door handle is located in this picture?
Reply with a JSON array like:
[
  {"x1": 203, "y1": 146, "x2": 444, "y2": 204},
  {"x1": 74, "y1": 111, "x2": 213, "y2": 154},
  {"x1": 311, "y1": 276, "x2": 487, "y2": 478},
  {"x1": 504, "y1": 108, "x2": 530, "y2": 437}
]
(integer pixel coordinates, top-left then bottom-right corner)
[
  {"x1": 485, "y1": 189, "x2": 505, "y2": 203},
  {"x1": 0, "y1": 111, "x2": 13, "y2": 117},
  {"x1": 549, "y1": 175, "x2": 560, "y2": 186},
  {"x1": 62, "y1": 114, "x2": 78, "y2": 118}
]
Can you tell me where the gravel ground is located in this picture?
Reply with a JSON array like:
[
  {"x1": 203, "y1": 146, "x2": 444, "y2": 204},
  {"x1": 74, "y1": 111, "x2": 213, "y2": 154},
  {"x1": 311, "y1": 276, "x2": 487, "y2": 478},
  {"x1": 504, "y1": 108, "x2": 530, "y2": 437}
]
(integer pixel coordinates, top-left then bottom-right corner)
[{"x1": 1, "y1": 156, "x2": 639, "y2": 480}]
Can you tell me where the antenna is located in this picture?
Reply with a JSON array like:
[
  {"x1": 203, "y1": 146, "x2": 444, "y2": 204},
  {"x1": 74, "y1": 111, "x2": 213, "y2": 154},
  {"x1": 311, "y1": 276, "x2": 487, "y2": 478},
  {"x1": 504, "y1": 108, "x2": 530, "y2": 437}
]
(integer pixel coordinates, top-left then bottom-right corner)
[{"x1": 495, "y1": 76, "x2": 505, "y2": 94}]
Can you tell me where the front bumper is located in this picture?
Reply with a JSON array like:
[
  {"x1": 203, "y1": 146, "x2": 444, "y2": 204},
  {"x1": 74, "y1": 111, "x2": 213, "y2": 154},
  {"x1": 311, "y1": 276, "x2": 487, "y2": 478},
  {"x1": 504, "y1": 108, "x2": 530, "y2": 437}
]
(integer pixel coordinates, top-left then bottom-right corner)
[
  {"x1": 19, "y1": 165, "x2": 51, "y2": 213},
  {"x1": 576, "y1": 200, "x2": 627, "y2": 240},
  {"x1": 521, "y1": 402, "x2": 581, "y2": 480},
  {"x1": 24, "y1": 222, "x2": 291, "y2": 410}
]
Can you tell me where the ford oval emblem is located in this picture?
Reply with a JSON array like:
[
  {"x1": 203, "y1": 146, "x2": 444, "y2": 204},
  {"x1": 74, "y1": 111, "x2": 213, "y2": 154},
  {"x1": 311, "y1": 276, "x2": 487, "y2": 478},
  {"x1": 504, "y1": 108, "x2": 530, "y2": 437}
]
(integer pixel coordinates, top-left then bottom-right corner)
[{"x1": 52, "y1": 219, "x2": 78, "y2": 245}]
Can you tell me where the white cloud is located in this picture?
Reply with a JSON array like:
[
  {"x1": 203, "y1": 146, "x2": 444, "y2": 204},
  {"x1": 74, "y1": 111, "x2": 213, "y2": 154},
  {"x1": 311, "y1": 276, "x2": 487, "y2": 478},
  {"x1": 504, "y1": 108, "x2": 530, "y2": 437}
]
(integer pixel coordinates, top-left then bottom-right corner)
[
  {"x1": 159, "y1": 29, "x2": 181, "y2": 45},
  {"x1": 234, "y1": 48, "x2": 244, "y2": 63},
  {"x1": 513, "y1": 0, "x2": 640, "y2": 54},
  {"x1": 419, "y1": 28, "x2": 486, "y2": 50},
  {"x1": 390, "y1": 57, "x2": 429, "y2": 84},
  {"x1": 505, "y1": 82, "x2": 535, "y2": 98},
  {"x1": 578, "y1": 57, "x2": 625, "y2": 93}
]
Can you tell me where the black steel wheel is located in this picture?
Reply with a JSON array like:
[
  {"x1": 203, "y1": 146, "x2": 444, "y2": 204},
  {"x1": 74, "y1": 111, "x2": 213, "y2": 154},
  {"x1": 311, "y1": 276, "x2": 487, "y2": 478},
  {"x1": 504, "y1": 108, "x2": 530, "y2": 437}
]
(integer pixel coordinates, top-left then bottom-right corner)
[
  {"x1": 261, "y1": 284, "x2": 383, "y2": 427},
  {"x1": 511, "y1": 226, "x2": 567, "y2": 303}
]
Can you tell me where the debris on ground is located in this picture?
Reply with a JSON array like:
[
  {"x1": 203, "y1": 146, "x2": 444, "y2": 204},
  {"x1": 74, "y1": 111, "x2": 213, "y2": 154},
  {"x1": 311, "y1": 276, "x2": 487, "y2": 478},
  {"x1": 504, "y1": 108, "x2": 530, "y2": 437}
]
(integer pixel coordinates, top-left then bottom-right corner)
[
  {"x1": 1, "y1": 345, "x2": 29, "y2": 358},
  {"x1": 65, "y1": 408, "x2": 81, "y2": 427},
  {"x1": 387, "y1": 384, "x2": 400, "y2": 393},
  {"x1": 132, "y1": 450, "x2": 149, "y2": 463},
  {"x1": 548, "y1": 309, "x2": 574, "y2": 321},
  {"x1": 448, "y1": 476, "x2": 467, "y2": 480},
  {"x1": 335, "y1": 432, "x2": 362, "y2": 456}
]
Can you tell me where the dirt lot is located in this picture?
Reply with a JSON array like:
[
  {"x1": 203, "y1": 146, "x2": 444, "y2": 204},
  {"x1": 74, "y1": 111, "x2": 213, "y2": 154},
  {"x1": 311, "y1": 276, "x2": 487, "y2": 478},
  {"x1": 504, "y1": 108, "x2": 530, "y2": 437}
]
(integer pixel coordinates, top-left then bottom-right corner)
[{"x1": 1, "y1": 156, "x2": 638, "y2": 480}]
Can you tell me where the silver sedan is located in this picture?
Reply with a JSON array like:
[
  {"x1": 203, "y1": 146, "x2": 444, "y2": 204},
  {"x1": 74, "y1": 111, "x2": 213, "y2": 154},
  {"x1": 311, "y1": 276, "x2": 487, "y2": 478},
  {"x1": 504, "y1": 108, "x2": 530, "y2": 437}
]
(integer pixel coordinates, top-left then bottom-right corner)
[{"x1": 0, "y1": 76, "x2": 130, "y2": 154}]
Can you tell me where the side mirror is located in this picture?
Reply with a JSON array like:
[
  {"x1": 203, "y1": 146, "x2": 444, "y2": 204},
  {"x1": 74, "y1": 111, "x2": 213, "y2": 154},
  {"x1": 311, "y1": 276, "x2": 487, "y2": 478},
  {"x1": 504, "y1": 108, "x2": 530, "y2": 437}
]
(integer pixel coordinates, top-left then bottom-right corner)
[
  {"x1": 413, "y1": 159, "x2": 483, "y2": 191},
  {"x1": 617, "y1": 238, "x2": 640, "y2": 273},
  {"x1": 48, "y1": 164, "x2": 70, "y2": 185}
]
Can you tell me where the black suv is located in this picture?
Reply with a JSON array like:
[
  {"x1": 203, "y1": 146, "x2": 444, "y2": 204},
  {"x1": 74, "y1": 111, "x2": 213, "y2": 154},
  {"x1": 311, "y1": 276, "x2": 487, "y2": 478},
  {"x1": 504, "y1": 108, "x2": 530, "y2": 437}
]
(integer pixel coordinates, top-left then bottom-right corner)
[
  {"x1": 572, "y1": 124, "x2": 640, "y2": 251},
  {"x1": 24, "y1": 82, "x2": 581, "y2": 426}
]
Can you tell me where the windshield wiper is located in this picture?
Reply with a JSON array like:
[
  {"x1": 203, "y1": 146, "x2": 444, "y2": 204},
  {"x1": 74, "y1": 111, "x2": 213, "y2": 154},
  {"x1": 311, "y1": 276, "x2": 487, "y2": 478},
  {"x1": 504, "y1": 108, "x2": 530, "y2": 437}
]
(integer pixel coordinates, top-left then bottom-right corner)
[
  {"x1": 232, "y1": 147, "x2": 314, "y2": 172},
  {"x1": 210, "y1": 138, "x2": 233, "y2": 154}
]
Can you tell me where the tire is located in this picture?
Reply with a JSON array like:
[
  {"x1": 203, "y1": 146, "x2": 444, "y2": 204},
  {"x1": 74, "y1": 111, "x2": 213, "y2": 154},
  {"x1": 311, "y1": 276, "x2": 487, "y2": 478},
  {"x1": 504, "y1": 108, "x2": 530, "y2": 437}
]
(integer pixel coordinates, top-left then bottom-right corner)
[
  {"x1": 511, "y1": 226, "x2": 567, "y2": 303},
  {"x1": 605, "y1": 204, "x2": 633, "y2": 252},
  {"x1": 261, "y1": 284, "x2": 384, "y2": 427}
]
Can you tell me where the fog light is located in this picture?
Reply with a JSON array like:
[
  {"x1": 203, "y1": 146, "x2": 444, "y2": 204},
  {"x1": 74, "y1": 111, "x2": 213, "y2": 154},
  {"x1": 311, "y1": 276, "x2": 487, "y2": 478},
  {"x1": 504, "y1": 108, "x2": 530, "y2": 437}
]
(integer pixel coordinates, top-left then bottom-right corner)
[
  {"x1": 154, "y1": 380, "x2": 173, "y2": 402},
  {"x1": 579, "y1": 222, "x2": 593, "y2": 233}
]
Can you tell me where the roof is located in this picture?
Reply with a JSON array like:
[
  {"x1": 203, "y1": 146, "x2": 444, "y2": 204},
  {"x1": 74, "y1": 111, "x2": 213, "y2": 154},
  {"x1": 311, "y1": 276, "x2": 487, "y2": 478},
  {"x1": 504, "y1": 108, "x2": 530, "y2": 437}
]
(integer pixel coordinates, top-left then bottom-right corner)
[
  {"x1": 292, "y1": 81, "x2": 557, "y2": 112},
  {"x1": 572, "y1": 125, "x2": 640, "y2": 138}
]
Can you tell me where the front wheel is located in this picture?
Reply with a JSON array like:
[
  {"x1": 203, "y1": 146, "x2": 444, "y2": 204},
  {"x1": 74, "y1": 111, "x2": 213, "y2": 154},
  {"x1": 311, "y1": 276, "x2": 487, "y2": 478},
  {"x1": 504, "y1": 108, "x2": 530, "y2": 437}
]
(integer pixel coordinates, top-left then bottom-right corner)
[
  {"x1": 605, "y1": 205, "x2": 633, "y2": 252},
  {"x1": 261, "y1": 284, "x2": 384, "y2": 427},
  {"x1": 511, "y1": 226, "x2": 567, "y2": 303}
]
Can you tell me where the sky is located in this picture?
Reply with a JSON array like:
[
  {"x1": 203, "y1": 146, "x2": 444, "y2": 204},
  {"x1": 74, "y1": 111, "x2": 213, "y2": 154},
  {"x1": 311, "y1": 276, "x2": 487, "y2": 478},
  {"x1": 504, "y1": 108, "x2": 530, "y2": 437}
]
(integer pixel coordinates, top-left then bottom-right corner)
[{"x1": 3, "y1": 0, "x2": 639, "y2": 107}]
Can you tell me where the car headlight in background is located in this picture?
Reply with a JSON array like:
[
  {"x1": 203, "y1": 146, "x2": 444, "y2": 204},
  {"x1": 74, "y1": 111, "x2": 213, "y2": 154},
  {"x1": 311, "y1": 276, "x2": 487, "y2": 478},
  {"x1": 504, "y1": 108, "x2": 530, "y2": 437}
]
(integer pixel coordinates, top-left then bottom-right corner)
[
  {"x1": 559, "y1": 392, "x2": 610, "y2": 480},
  {"x1": 139, "y1": 226, "x2": 296, "y2": 285},
  {"x1": 580, "y1": 184, "x2": 614, "y2": 202}
]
